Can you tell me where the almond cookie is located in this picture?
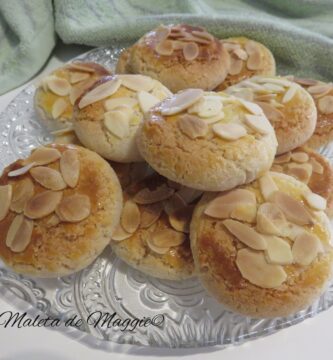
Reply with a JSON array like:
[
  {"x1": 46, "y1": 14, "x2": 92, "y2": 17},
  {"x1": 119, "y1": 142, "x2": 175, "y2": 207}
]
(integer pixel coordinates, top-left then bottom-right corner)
[
  {"x1": 289, "y1": 77, "x2": 333, "y2": 149},
  {"x1": 110, "y1": 170, "x2": 202, "y2": 280},
  {"x1": 0, "y1": 144, "x2": 122, "y2": 277},
  {"x1": 116, "y1": 24, "x2": 230, "y2": 92},
  {"x1": 225, "y1": 76, "x2": 317, "y2": 154},
  {"x1": 272, "y1": 147, "x2": 333, "y2": 217},
  {"x1": 137, "y1": 89, "x2": 277, "y2": 191},
  {"x1": 215, "y1": 37, "x2": 276, "y2": 91},
  {"x1": 191, "y1": 172, "x2": 333, "y2": 318},
  {"x1": 34, "y1": 62, "x2": 111, "y2": 131},
  {"x1": 73, "y1": 74, "x2": 172, "y2": 162}
]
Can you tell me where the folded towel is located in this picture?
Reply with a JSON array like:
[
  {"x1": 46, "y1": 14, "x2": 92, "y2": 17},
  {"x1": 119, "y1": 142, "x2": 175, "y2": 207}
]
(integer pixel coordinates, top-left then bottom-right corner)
[{"x1": 1, "y1": 0, "x2": 333, "y2": 95}]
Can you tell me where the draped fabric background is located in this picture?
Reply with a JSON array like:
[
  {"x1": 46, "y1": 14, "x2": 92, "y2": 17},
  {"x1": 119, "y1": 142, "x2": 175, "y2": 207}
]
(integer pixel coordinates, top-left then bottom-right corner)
[{"x1": 0, "y1": 0, "x2": 333, "y2": 95}]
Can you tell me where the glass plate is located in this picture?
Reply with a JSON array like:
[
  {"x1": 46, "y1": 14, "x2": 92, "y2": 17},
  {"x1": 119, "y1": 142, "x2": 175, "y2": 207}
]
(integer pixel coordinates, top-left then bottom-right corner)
[{"x1": 1, "y1": 44, "x2": 333, "y2": 349}]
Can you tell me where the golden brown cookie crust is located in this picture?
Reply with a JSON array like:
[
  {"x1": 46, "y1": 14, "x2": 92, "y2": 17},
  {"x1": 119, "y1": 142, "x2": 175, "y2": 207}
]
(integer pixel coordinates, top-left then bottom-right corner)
[
  {"x1": 190, "y1": 173, "x2": 333, "y2": 318},
  {"x1": 0, "y1": 144, "x2": 123, "y2": 277},
  {"x1": 110, "y1": 170, "x2": 196, "y2": 280},
  {"x1": 215, "y1": 37, "x2": 276, "y2": 91},
  {"x1": 116, "y1": 24, "x2": 230, "y2": 92}
]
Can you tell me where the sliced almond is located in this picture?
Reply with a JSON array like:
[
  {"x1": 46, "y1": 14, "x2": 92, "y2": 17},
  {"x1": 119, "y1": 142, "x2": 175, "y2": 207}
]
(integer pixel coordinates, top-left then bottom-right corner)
[
  {"x1": 310, "y1": 158, "x2": 324, "y2": 174},
  {"x1": 30, "y1": 167, "x2": 67, "y2": 191},
  {"x1": 228, "y1": 58, "x2": 243, "y2": 75},
  {"x1": 192, "y1": 30, "x2": 214, "y2": 42},
  {"x1": 154, "y1": 25, "x2": 171, "y2": 42},
  {"x1": 67, "y1": 63, "x2": 96, "y2": 73},
  {"x1": 233, "y1": 48, "x2": 248, "y2": 61},
  {"x1": 25, "y1": 191, "x2": 63, "y2": 219},
  {"x1": 10, "y1": 178, "x2": 34, "y2": 213},
  {"x1": 255, "y1": 101, "x2": 285, "y2": 122},
  {"x1": 205, "y1": 189, "x2": 257, "y2": 222},
  {"x1": 231, "y1": 88, "x2": 254, "y2": 101},
  {"x1": 69, "y1": 72, "x2": 90, "y2": 84},
  {"x1": 293, "y1": 77, "x2": 318, "y2": 86},
  {"x1": 303, "y1": 192, "x2": 327, "y2": 211},
  {"x1": 183, "y1": 42, "x2": 199, "y2": 61},
  {"x1": 160, "y1": 89, "x2": 203, "y2": 115},
  {"x1": 197, "y1": 97, "x2": 223, "y2": 118},
  {"x1": 282, "y1": 84, "x2": 298, "y2": 103},
  {"x1": 133, "y1": 184, "x2": 174, "y2": 205},
  {"x1": 168, "y1": 205, "x2": 194, "y2": 233},
  {"x1": 155, "y1": 39, "x2": 174, "y2": 56},
  {"x1": 236, "y1": 248, "x2": 287, "y2": 288},
  {"x1": 238, "y1": 99, "x2": 263, "y2": 115},
  {"x1": 222, "y1": 41, "x2": 241, "y2": 51},
  {"x1": 78, "y1": 78, "x2": 122, "y2": 109},
  {"x1": 104, "y1": 97, "x2": 138, "y2": 111},
  {"x1": 69, "y1": 86, "x2": 84, "y2": 105},
  {"x1": 246, "y1": 51, "x2": 262, "y2": 71},
  {"x1": 60, "y1": 149, "x2": 80, "y2": 188},
  {"x1": 46, "y1": 76, "x2": 71, "y2": 96},
  {"x1": 244, "y1": 114, "x2": 272, "y2": 134},
  {"x1": 270, "y1": 191, "x2": 313, "y2": 225},
  {"x1": 164, "y1": 192, "x2": 187, "y2": 215},
  {"x1": 256, "y1": 203, "x2": 288, "y2": 236},
  {"x1": 8, "y1": 162, "x2": 36, "y2": 177},
  {"x1": 285, "y1": 223, "x2": 306, "y2": 241},
  {"x1": 263, "y1": 83, "x2": 285, "y2": 92},
  {"x1": 111, "y1": 223, "x2": 132, "y2": 241},
  {"x1": 118, "y1": 75, "x2": 154, "y2": 92},
  {"x1": 121, "y1": 200, "x2": 140, "y2": 234},
  {"x1": 151, "y1": 228, "x2": 185, "y2": 248},
  {"x1": 292, "y1": 232, "x2": 321, "y2": 266},
  {"x1": 259, "y1": 173, "x2": 278, "y2": 201},
  {"x1": 56, "y1": 194, "x2": 91, "y2": 222},
  {"x1": 178, "y1": 114, "x2": 208, "y2": 139},
  {"x1": 307, "y1": 83, "x2": 332, "y2": 95},
  {"x1": 137, "y1": 91, "x2": 160, "y2": 113},
  {"x1": 6, "y1": 214, "x2": 33, "y2": 253},
  {"x1": 25, "y1": 147, "x2": 61, "y2": 166},
  {"x1": 45, "y1": 214, "x2": 60, "y2": 228},
  {"x1": 287, "y1": 162, "x2": 313, "y2": 183},
  {"x1": 0, "y1": 185, "x2": 12, "y2": 221},
  {"x1": 147, "y1": 239, "x2": 170, "y2": 254},
  {"x1": 213, "y1": 123, "x2": 247, "y2": 140},
  {"x1": 291, "y1": 152, "x2": 309, "y2": 163},
  {"x1": 52, "y1": 98, "x2": 68, "y2": 119},
  {"x1": 104, "y1": 110, "x2": 130, "y2": 139},
  {"x1": 318, "y1": 95, "x2": 333, "y2": 114},
  {"x1": 223, "y1": 219, "x2": 267, "y2": 250},
  {"x1": 264, "y1": 235, "x2": 293, "y2": 265},
  {"x1": 140, "y1": 202, "x2": 164, "y2": 228},
  {"x1": 274, "y1": 152, "x2": 291, "y2": 164}
]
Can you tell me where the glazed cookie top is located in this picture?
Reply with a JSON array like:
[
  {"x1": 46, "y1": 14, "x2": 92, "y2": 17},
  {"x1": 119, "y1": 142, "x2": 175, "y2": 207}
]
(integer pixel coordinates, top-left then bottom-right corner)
[
  {"x1": 138, "y1": 24, "x2": 222, "y2": 63},
  {"x1": 216, "y1": 37, "x2": 276, "y2": 90},
  {"x1": 225, "y1": 76, "x2": 317, "y2": 154},
  {"x1": 290, "y1": 77, "x2": 333, "y2": 148},
  {"x1": 137, "y1": 88, "x2": 277, "y2": 191},
  {"x1": 0, "y1": 144, "x2": 122, "y2": 277},
  {"x1": 272, "y1": 147, "x2": 333, "y2": 216},
  {"x1": 73, "y1": 74, "x2": 172, "y2": 162},
  {"x1": 196, "y1": 172, "x2": 332, "y2": 289},
  {"x1": 35, "y1": 62, "x2": 110, "y2": 128},
  {"x1": 110, "y1": 171, "x2": 202, "y2": 278}
]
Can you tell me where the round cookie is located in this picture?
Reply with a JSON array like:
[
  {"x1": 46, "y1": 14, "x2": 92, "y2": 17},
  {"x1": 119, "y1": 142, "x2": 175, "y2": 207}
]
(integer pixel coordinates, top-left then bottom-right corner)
[
  {"x1": 34, "y1": 62, "x2": 111, "y2": 130},
  {"x1": 0, "y1": 144, "x2": 122, "y2": 277},
  {"x1": 110, "y1": 170, "x2": 202, "y2": 280},
  {"x1": 225, "y1": 76, "x2": 317, "y2": 154},
  {"x1": 73, "y1": 74, "x2": 172, "y2": 162},
  {"x1": 116, "y1": 24, "x2": 230, "y2": 92},
  {"x1": 191, "y1": 172, "x2": 333, "y2": 318},
  {"x1": 272, "y1": 147, "x2": 333, "y2": 217},
  {"x1": 137, "y1": 89, "x2": 277, "y2": 191},
  {"x1": 290, "y1": 77, "x2": 333, "y2": 149},
  {"x1": 215, "y1": 37, "x2": 276, "y2": 91}
]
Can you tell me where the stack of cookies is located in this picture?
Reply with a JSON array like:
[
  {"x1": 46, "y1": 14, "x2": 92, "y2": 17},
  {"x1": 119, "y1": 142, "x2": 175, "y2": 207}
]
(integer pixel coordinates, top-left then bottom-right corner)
[{"x1": 1, "y1": 23, "x2": 333, "y2": 319}]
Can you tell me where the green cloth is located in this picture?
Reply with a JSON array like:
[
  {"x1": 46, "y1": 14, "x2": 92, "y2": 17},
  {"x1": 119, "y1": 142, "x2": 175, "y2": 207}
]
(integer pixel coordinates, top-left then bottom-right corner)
[{"x1": 1, "y1": 0, "x2": 333, "y2": 95}]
